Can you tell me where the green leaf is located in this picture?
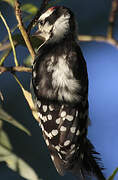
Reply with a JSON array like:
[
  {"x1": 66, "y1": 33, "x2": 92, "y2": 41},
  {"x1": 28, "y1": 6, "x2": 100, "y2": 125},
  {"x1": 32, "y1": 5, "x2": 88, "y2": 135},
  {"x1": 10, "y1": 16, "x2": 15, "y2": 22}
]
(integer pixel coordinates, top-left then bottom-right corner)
[
  {"x1": 21, "y1": 4, "x2": 38, "y2": 15},
  {"x1": 0, "y1": 129, "x2": 12, "y2": 150},
  {"x1": 108, "y1": 167, "x2": 118, "y2": 180},
  {"x1": 0, "y1": 149, "x2": 41, "y2": 180},
  {"x1": 0, "y1": 33, "x2": 43, "y2": 51},
  {"x1": 12, "y1": 34, "x2": 43, "y2": 49},
  {"x1": 23, "y1": 46, "x2": 39, "y2": 66},
  {"x1": 13, "y1": 75, "x2": 39, "y2": 122},
  {"x1": 0, "y1": 134, "x2": 42, "y2": 180},
  {"x1": 0, "y1": 107, "x2": 31, "y2": 136},
  {"x1": 23, "y1": 54, "x2": 33, "y2": 67}
]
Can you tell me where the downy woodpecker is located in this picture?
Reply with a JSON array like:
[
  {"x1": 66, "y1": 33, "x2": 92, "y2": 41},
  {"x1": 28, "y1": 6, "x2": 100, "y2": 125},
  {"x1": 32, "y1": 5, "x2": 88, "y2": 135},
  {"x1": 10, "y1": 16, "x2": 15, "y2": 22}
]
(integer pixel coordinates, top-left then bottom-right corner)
[{"x1": 31, "y1": 6, "x2": 105, "y2": 180}]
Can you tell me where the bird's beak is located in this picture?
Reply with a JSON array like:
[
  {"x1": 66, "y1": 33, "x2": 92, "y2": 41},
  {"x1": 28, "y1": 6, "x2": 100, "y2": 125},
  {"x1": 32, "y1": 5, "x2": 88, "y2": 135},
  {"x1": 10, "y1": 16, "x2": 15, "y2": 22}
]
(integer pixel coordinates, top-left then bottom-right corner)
[
  {"x1": 32, "y1": 30, "x2": 45, "y2": 41},
  {"x1": 33, "y1": 29, "x2": 41, "y2": 37}
]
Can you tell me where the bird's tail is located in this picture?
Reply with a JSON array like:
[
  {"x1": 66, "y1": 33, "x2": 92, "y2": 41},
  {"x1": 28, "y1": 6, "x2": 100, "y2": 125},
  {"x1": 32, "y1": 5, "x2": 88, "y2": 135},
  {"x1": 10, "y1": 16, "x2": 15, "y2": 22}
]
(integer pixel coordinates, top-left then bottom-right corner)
[{"x1": 68, "y1": 138, "x2": 106, "y2": 180}]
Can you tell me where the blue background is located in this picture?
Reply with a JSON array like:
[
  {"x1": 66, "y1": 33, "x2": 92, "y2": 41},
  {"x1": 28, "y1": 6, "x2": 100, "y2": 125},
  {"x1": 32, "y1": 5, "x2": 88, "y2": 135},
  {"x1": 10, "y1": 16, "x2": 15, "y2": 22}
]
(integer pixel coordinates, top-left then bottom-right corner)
[{"x1": 0, "y1": 0, "x2": 118, "y2": 179}]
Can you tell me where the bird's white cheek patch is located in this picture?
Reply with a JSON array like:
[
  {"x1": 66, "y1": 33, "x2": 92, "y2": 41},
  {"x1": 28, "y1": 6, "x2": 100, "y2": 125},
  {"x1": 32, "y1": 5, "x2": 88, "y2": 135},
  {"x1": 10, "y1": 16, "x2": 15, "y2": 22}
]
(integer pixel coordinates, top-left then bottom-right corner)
[{"x1": 51, "y1": 14, "x2": 70, "y2": 42}]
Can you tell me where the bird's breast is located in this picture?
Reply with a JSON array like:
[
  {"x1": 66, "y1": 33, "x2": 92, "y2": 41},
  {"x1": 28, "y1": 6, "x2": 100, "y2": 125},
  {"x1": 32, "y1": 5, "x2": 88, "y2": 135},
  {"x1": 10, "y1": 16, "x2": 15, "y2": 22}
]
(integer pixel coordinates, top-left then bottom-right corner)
[{"x1": 33, "y1": 55, "x2": 81, "y2": 102}]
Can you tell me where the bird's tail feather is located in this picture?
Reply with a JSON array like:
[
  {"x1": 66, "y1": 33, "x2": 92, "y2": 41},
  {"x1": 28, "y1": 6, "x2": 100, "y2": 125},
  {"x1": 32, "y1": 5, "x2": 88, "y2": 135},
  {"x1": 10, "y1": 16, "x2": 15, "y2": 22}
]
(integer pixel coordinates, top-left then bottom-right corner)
[
  {"x1": 82, "y1": 139, "x2": 105, "y2": 180},
  {"x1": 69, "y1": 139, "x2": 106, "y2": 180}
]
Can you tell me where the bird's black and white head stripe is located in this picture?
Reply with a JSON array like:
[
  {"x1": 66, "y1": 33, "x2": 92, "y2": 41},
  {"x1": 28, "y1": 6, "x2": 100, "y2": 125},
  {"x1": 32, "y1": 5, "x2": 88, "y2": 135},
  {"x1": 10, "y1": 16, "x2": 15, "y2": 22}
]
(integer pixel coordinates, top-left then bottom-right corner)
[{"x1": 34, "y1": 6, "x2": 76, "y2": 43}]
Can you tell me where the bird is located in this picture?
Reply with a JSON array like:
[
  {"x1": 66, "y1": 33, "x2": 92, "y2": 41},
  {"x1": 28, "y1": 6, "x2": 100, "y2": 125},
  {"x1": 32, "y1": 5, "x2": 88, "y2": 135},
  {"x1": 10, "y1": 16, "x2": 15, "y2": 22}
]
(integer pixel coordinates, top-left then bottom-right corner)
[{"x1": 31, "y1": 6, "x2": 106, "y2": 180}]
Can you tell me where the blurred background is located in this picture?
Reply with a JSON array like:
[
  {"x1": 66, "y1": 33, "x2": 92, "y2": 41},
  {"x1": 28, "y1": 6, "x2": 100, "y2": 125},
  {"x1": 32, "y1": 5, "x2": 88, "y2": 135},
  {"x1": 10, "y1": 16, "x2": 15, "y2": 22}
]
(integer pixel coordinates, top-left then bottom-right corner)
[{"x1": 0, "y1": 0, "x2": 118, "y2": 179}]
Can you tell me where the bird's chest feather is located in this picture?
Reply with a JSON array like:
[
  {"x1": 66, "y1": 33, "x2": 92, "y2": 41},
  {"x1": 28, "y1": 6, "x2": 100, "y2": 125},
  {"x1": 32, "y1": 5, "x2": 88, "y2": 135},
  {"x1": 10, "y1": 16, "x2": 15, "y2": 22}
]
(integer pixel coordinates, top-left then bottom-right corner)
[{"x1": 33, "y1": 55, "x2": 81, "y2": 102}]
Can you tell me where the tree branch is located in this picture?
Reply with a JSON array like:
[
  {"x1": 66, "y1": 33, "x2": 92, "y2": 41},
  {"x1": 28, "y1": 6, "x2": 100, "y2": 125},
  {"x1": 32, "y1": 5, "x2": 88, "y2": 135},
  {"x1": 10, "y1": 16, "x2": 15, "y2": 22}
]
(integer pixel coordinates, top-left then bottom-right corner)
[
  {"x1": 107, "y1": 0, "x2": 118, "y2": 38},
  {"x1": 0, "y1": 66, "x2": 31, "y2": 74},
  {"x1": 79, "y1": 35, "x2": 118, "y2": 48},
  {"x1": 79, "y1": 0, "x2": 118, "y2": 47},
  {"x1": 15, "y1": 0, "x2": 35, "y2": 59}
]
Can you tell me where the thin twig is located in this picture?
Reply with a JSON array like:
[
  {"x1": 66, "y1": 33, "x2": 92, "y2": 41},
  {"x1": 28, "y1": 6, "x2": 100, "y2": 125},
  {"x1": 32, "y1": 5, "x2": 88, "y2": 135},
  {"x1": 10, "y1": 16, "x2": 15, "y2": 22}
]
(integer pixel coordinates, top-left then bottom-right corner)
[
  {"x1": 79, "y1": 35, "x2": 118, "y2": 48},
  {"x1": 107, "y1": 0, "x2": 118, "y2": 38},
  {"x1": 15, "y1": 0, "x2": 35, "y2": 59},
  {"x1": 80, "y1": 0, "x2": 118, "y2": 45},
  {"x1": 0, "y1": 12, "x2": 19, "y2": 66},
  {"x1": 0, "y1": 50, "x2": 11, "y2": 66},
  {"x1": 0, "y1": 66, "x2": 31, "y2": 74},
  {"x1": 27, "y1": 0, "x2": 51, "y2": 34}
]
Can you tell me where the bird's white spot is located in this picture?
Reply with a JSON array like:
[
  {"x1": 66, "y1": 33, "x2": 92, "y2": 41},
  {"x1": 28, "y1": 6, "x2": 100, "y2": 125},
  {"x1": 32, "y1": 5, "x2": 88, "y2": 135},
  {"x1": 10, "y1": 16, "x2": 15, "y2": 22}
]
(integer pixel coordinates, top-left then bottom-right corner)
[
  {"x1": 43, "y1": 105, "x2": 47, "y2": 112},
  {"x1": 36, "y1": 85, "x2": 39, "y2": 90},
  {"x1": 39, "y1": 113, "x2": 43, "y2": 119},
  {"x1": 37, "y1": 112, "x2": 41, "y2": 118},
  {"x1": 70, "y1": 127, "x2": 76, "y2": 133},
  {"x1": 40, "y1": 124, "x2": 44, "y2": 131},
  {"x1": 61, "y1": 111, "x2": 66, "y2": 117},
  {"x1": 48, "y1": 132, "x2": 53, "y2": 139},
  {"x1": 42, "y1": 116, "x2": 47, "y2": 122},
  {"x1": 55, "y1": 145, "x2": 60, "y2": 151},
  {"x1": 44, "y1": 131, "x2": 50, "y2": 138},
  {"x1": 62, "y1": 117, "x2": 66, "y2": 121},
  {"x1": 60, "y1": 126, "x2": 67, "y2": 131},
  {"x1": 76, "y1": 110, "x2": 78, "y2": 117},
  {"x1": 70, "y1": 149, "x2": 75, "y2": 155},
  {"x1": 45, "y1": 139, "x2": 49, "y2": 146},
  {"x1": 61, "y1": 150, "x2": 66, "y2": 154},
  {"x1": 61, "y1": 105, "x2": 64, "y2": 109},
  {"x1": 56, "y1": 118, "x2": 61, "y2": 124},
  {"x1": 37, "y1": 100, "x2": 41, "y2": 108},
  {"x1": 80, "y1": 153, "x2": 84, "y2": 159},
  {"x1": 77, "y1": 146, "x2": 79, "y2": 150},
  {"x1": 49, "y1": 105, "x2": 54, "y2": 111},
  {"x1": 76, "y1": 129, "x2": 80, "y2": 136},
  {"x1": 51, "y1": 155, "x2": 54, "y2": 161},
  {"x1": 71, "y1": 144, "x2": 75, "y2": 149},
  {"x1": 51, "y1": 129, "x2": 58, "y2": 136},
  {"x1": 47, "y1": 114, "x2": 52, "y2": 120},
  {"x1": 58, "y1": 153, "x2": 62, "y2": 159},
  {"x1": 64, "y1": 140, "x2": 70, "y2": 146},
  {"x1": 66, "y1": 115, "x2": 74, "y2": 121},
  {"x1": 33, "y1": 71, "x2": 36, "y2": 78}
]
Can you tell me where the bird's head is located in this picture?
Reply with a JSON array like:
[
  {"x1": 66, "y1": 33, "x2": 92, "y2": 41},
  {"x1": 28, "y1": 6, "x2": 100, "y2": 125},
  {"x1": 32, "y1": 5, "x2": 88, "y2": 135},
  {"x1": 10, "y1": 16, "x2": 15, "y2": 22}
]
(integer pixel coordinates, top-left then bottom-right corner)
[{"x1": 34, "y1": 6, "x2": 77, "y2": 43}]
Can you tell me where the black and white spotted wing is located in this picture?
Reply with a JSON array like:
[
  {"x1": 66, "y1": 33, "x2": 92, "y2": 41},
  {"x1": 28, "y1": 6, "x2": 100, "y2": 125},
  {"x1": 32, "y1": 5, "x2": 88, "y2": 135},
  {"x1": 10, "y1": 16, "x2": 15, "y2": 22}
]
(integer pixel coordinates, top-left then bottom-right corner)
[{"x1": 35, "y1": 98, "x2": 88, "y2": 175}]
